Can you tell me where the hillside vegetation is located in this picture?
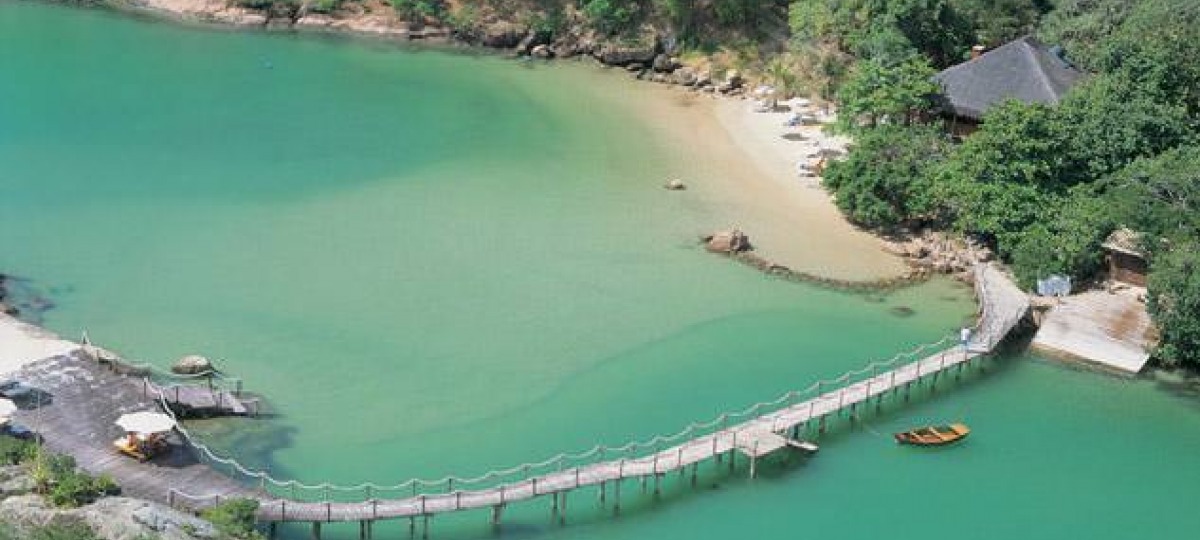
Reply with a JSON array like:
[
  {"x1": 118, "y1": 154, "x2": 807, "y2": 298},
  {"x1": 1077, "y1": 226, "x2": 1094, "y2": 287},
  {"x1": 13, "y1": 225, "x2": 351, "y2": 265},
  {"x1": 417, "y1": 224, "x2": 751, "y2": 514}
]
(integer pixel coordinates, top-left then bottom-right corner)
[{"x1": 817, "y1": 0, "x2": 1200, "y2": 367}]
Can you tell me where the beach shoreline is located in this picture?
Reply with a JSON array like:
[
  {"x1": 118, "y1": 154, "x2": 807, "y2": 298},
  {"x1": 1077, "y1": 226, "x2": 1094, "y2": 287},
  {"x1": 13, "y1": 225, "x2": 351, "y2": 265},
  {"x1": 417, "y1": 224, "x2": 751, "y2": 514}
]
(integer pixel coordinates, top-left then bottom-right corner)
[{"x1": 611, "y1": 82, "x2": 911, "y2": 281}]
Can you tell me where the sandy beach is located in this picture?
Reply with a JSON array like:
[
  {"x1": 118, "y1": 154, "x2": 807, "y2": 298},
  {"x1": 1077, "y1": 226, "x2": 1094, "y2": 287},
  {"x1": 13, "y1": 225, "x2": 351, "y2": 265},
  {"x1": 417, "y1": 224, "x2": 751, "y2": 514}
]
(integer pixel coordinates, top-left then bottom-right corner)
[
  {"x1": 620, "y1": 82, "x2": 908, "y2": 281},
  {"x1": 0, "y1": 314, "x2": 78, "y2": 378}
]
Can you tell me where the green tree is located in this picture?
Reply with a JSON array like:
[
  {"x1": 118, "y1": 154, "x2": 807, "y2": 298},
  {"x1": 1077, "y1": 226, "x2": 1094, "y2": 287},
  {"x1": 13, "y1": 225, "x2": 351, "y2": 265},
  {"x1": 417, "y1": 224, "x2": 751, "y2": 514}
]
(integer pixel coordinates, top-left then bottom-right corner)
[
  {"x1": 1037, "y1": 0, "x2": 1136, "y2": 69},
  {"x1": 1090, "y1": 0, "x2": 1200, "y2": 118},
  {"x1": 823, "y1": 125, "x2": 950, "y2": 228},
  {"x1": 1103, "y1": 146, "x2": 1200, "y2": 245},
  {"x1": 580, "y1": 0, "x2": 643, "y2": 36},
  {"x1": 889, "y1": 0, "x2": 974, "y2": 67},
  {"x1": 1148, "y1": 245, "x2": 1200, "y2": 367},
  {"x1": 201, "y1": 498, "x2": 263, "y2": 540},
  {"x1": 389, "y1": 0, "x2": 447, "y2": 20},
  {"x1": 1055, "y1": 74, "x2": 1195, "y2": 185},
  {"x1": 835, "y1": 54, "x2": 939, "y2": 131},
  {"x1": 1008, "y1": 188, "x2": 1113, "y2": 287},
  {"x1": 954, "y1": 0, "x2": 1049, "y2": 47},
  {"x1": 931, "y1": 100, "x2": 1070, "y2": 251}
]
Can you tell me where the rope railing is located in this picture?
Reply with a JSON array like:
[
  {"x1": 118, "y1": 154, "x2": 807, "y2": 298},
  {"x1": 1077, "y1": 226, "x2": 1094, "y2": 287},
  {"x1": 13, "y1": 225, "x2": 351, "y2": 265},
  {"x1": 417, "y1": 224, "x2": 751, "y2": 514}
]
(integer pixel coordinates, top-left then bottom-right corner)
[
  {"x1": 156, "y1": 332, "x2": 957, "y2": 505},
  {"x1": 159, "y1": 264, "x2": 1026, "y2": 510}
]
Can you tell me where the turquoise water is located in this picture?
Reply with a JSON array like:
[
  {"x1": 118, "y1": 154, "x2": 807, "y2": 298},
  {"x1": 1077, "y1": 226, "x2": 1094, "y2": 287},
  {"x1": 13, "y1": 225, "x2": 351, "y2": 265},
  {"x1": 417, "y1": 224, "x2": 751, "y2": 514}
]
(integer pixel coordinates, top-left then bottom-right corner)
[{"x1": 3, "y1": 2, "x2": 1200, "y2": 539}]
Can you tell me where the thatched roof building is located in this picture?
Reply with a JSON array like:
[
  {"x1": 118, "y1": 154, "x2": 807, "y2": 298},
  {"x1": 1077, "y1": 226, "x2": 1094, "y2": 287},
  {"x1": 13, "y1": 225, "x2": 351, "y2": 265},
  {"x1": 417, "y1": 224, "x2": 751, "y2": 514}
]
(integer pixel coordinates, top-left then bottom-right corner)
[{"x1": 933, "y1": 36, "x2": 1085, "y2": 135}]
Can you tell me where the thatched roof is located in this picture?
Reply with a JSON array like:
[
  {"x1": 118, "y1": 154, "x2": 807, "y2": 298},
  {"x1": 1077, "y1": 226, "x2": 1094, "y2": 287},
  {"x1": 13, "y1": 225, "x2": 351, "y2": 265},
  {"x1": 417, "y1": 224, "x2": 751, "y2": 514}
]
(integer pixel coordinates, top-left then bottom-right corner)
[
  {"x1": 1102, "y1": 228, "x2": 1146, "y2": 257},
  {"x1": 933, "y1": 36, "x2": 1085, "y2": 121}
]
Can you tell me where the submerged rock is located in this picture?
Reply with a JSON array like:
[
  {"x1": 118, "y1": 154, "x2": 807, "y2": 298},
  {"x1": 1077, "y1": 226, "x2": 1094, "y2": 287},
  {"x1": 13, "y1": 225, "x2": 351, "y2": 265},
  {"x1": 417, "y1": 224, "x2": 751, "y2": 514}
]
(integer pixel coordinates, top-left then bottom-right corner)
[{"x1": 664, "y1": 179, "x2": 686, "y2": 191}]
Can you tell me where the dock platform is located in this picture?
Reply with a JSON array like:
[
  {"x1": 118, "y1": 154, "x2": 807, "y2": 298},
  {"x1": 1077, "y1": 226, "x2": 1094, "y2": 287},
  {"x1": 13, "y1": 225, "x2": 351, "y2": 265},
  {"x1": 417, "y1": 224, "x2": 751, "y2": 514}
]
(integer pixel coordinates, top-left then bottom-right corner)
[{"x1": 1032, "y1": 287, "x2": 1154, "y2": 373}]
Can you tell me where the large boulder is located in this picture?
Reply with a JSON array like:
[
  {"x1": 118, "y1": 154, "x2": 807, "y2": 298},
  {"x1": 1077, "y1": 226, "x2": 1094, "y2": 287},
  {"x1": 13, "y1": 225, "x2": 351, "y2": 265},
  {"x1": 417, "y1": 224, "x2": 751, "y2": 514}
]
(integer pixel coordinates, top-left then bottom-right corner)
[
  {"x1": 671, "y1": 66, "x2": 698, "y2": 86},
  {"x1": 717, "y1": 69, "x2": 744, "y2": 94},
  {"x1": 651, "y1": 54, "x2": 680, "y2": 73},
  {"x1": 594, "y1": 31, "x2": 661, "y2": 66},
  {"x1": 704, "y1": 230, "x2": 752, "y2": 253},
  {"x1": 479, "y1": 21, "x2": 528, "y2": 49},
  {"x1": 171, "y1": 355, "x2": 214, "y2": 376}
]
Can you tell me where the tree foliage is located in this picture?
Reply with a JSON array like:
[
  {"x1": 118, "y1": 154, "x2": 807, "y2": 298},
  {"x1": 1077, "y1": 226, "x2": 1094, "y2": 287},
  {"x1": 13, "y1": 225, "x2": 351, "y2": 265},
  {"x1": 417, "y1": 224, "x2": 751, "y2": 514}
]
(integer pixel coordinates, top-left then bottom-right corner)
[
  {"x1": 823, "y1": 125, "x2": 949, "y2": 228},
  {"x1": 835, "y1": 54, "x2": 938, "y2": 131},
  {"x1": 201, "y1": 498, "x2": 264, "y2": 540},
  {"x1": 1148, "y1": 246, "x2": 1200, "y2": 367}
]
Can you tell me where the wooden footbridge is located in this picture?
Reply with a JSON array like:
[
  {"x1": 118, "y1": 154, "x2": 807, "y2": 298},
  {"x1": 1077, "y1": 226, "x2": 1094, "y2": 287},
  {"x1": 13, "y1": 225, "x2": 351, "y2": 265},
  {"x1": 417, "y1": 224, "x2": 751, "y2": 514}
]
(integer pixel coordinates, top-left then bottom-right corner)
[{"x1": 14, "y1": 263, "x2": 1029, "y2": 538}]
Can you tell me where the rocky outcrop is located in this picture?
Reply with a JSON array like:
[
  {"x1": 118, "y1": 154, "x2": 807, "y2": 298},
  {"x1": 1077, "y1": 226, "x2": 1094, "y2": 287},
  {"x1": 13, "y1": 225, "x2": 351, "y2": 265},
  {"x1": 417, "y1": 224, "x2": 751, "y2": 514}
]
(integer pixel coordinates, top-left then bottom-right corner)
[
  {"x1": 477, "y1": 20, "x2": 528, "y2": 48},
  {"x1": 0, "y1": 466, "x2": 217, "y2": 540},
  {"x1": 883, "y1": 230, "x2": 994, "y2": 278},
  {"x1": 703, "y1": 230, "x2": 752, "y2": 254}
]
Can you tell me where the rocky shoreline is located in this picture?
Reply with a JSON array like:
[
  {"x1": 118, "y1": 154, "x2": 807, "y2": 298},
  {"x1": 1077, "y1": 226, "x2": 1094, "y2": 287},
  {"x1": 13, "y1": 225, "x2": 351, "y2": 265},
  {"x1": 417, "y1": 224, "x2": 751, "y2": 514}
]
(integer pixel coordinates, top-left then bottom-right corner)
[
  {"x1": 701, "y1": 228, "x2": 992, "y2": 293},
  {"x1": 0, "y1": 464, "x2": 220, "y2": 540},
  {"x1": 79, "y1": 0, "x2": 752, "y2": 96}
]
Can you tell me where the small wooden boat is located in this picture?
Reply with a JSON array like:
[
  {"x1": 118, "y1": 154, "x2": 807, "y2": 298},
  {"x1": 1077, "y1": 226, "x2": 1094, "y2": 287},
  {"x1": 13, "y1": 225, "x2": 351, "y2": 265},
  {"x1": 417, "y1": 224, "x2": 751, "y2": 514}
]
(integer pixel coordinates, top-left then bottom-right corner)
[{"x1": 894, "y1": 423, "x2": 970, "y2": 446}]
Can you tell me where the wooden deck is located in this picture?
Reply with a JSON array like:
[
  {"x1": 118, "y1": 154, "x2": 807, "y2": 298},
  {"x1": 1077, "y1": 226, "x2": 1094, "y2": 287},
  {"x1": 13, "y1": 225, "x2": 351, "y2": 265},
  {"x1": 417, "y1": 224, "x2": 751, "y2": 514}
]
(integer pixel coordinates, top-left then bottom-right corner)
[
  {"x1": 1032, "y1": 287, "x2": 1153, "y2": 373},
  {"x1": 9, "y1": 263, "x2": 1029, "y2": 531},
  {"x1": 9, "y1": 351, "x2": 257, "y2": 504},
  {"x1": 153, "y1": 381, "x2": 255, "y2": 417}
]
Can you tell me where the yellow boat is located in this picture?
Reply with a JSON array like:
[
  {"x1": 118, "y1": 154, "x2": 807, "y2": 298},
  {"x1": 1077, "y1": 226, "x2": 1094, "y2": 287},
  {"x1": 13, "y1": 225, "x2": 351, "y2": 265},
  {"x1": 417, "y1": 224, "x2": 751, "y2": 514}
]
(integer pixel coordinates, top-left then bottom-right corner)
[{"x1": 894, "y1": 423, "x2": 970, "y2": 446}]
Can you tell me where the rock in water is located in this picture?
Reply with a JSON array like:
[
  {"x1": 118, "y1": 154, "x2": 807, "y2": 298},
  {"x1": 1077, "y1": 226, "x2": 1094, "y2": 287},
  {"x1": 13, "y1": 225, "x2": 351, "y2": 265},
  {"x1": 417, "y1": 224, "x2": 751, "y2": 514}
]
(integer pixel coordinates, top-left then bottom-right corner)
[
  {"x1": 664, "y1": 179, "x2": 686, "y2": 191},
  {"x1": 704, "y1": 230, "x2": 752, "y2": 253},
  {"x1": 172, "y1": 355, "x2": 214, "y2": 376}
]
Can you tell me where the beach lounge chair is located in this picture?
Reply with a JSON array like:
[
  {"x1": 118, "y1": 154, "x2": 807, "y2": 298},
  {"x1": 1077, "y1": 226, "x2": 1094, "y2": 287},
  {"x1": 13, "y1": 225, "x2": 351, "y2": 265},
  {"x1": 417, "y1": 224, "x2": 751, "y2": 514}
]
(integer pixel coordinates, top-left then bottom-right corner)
[{"x1": 113, "y1": 432, "x2": 167, "y2": 462}]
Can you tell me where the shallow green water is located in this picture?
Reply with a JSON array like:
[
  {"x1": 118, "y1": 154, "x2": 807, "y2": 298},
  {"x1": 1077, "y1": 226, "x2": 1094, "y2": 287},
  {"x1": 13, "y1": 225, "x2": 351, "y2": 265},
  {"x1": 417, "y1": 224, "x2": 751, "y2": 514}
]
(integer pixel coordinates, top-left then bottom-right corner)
[{"x1": 3, "y1": 2, "x2": 1200, "y2": 539}]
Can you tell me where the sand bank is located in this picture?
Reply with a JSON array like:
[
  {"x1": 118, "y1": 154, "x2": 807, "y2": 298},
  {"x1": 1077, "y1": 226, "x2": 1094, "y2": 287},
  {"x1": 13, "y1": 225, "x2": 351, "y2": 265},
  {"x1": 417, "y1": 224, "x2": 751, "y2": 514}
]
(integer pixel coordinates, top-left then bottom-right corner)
[{"x1": 622, "y1": 83, "x2": 908, "y2": 281}]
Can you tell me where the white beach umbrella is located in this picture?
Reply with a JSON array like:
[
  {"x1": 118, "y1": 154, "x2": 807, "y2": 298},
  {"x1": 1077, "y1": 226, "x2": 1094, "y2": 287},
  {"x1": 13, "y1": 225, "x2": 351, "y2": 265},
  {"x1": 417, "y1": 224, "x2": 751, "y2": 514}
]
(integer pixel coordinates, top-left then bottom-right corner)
[
  {"x1": 115, "y1": 411, "x2": 176, "y2": 435},
  {"x1": 0, "y1": 398, "x2": 16, "y2": 418}
]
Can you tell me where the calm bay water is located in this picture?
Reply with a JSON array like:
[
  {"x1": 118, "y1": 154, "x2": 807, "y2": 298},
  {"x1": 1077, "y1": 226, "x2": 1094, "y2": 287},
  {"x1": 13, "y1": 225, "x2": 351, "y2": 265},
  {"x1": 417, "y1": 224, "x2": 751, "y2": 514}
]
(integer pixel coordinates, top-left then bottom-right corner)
[{"x1": 3, "y1": 2, "x2": 1200, "y2": 539}]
